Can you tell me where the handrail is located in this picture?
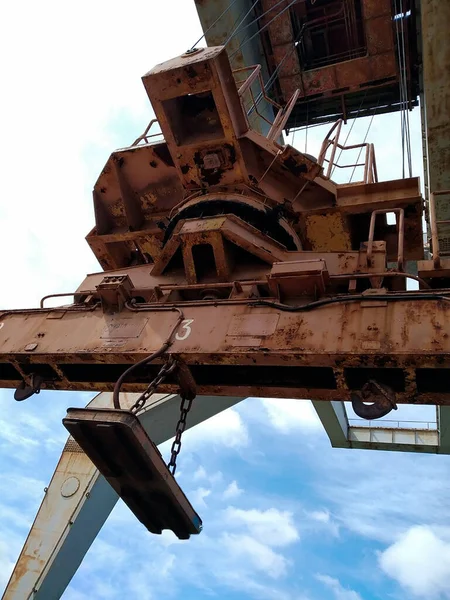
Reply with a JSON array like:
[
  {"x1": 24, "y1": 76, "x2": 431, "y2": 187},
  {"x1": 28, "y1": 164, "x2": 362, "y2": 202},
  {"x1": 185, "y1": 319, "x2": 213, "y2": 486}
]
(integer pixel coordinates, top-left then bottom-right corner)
[
  {"x1": 318, "y1": 118, "x2": 378, "y2": 184},
  {"x1": 233, "y1": 65, "x2": 282, "y2": 129},
  {"x1": 233, "y1": 65, "x2": 299, "y2": 141},
  {"x1": 132, "y1": 119, "x2": 164, "y2": 146},
  {"x1": 267, "y1": 89, "x2": 300, "y2": 142},
  {"x1": 348, "y1": 418, "x2": 437, "y2": 430},
  {"x1": 366, "y1": 208, "x2": 405, "y2": 271}
]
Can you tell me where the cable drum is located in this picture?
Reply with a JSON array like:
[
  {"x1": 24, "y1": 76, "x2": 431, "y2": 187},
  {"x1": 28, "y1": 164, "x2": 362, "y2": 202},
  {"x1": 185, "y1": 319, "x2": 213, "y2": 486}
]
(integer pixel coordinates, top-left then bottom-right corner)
[{"x1": 163, "y1": 193, "x2": 302, "y2": 251}]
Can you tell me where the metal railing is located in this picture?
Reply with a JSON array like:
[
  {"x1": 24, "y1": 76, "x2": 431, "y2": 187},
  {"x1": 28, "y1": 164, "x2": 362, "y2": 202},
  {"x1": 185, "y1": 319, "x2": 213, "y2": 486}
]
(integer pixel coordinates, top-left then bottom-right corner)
[
  {"x1": 429, "y1": 190, "x2": 450, "y2": 268},
  {"x1": 366, "y1": 208, "x2": 405, "y2": 272},
  {"x1": 233, "y1": 64, "x2": 300, "y2": 141},
  {"x1": 234, "y1": 65, "x2": 282, "y2": 129},
  {"x1": 317, "y1": 119, "x2": 378, "y2": 183},
  {"x1": 348, "y1": 418, "x2": 437, "y2": 430},
  {"x1": 132, "y1": 119, "x2": 164, "y2": 146}
]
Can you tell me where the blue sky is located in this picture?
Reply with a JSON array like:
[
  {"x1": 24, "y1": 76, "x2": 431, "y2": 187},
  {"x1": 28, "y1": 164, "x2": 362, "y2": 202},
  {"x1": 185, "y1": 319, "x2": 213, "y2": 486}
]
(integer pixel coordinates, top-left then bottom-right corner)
[
  {"x1": 1, "y1": 1, "x2": 450, "y2": 599},
  {"x1": 1, "y1": 389, "x2": 449, "y2": 600}
]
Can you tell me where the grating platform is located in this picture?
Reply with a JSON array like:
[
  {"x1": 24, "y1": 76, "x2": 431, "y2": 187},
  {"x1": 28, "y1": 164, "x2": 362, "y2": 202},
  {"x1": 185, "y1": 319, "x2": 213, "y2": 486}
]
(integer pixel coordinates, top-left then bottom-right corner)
[{"x1": 62, "y1": 408, "x2": 202, "y2": 539}]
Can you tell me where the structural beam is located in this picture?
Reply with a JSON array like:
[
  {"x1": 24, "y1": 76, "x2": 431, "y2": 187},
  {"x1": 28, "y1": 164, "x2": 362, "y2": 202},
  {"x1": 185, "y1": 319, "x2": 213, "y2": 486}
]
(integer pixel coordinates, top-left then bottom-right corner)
[
  {"x1": 348, "y1": 425, "x2": 438, "y2": 453},
  {"x1": 312, "y1": 400, "x2": 349, "y2": 448},
  {"x1": 420, "y1": 0, "x2": 450, "y2": 444},
  {"x1": 421, "y1": 0, "x2": 450, "y2": 237},
  {"x1": 313, "y1": 400, "x2": 445, "y2": 454},
  {"x1": 438, "y1": 407, "x2": 450, "y2": 454},
  {"x1": 3, "y1": 393, "x2": 245, "y2": 600}
]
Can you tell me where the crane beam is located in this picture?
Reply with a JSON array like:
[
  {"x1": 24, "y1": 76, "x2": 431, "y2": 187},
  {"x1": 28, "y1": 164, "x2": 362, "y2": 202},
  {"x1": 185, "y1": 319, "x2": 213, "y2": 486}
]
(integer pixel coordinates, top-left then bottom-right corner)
[{"x1": 2, "y1": 294, "x2": 450, "y2": 406}]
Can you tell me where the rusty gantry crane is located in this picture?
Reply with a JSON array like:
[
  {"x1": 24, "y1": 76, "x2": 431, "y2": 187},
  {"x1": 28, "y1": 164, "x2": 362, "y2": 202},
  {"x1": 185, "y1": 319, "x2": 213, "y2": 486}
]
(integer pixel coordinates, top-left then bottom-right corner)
[{"x1": 2, "y1": 0, "x2": 450, "y2": 597}]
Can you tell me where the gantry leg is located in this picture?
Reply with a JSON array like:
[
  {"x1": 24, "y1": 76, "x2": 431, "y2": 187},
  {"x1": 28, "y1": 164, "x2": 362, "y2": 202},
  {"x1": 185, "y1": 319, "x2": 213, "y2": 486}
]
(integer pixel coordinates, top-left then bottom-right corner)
[
  {"x1": 312, "y1": 400, "x2": 349, "y2": 448},
  {"x1": 2, "y1": 393, "x2": 245, "y2": 600}
]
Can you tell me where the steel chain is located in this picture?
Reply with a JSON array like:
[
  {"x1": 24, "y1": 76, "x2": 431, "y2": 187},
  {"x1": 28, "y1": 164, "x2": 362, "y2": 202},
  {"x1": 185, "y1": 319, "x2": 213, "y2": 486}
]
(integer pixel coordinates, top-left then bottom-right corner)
[
  {"x1": 129, "y1": 357, "x2": 177, "y2": 414},
  {"x1": 168, "y1": 394, "x2": 194, "y2": 475},
  {"x1": 129, "y1": 356, "x2": 195, "y2": 475}
]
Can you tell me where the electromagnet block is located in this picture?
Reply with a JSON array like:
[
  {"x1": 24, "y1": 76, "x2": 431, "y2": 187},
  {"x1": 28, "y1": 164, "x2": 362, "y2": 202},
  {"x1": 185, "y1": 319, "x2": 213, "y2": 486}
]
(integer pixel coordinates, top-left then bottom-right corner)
[{"x1": 62, "y1": 408, "x2": 202, "y2": 539}]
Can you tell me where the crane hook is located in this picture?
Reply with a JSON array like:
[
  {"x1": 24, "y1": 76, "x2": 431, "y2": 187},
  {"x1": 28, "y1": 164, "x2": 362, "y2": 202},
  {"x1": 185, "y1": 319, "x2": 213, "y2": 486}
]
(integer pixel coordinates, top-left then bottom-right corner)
[
  {"x1": 14, "y1": 374, "x2": 44, "y2": 401},
  {"x1": 351, "y1": 380, "x2": 397, "y2": 420}
]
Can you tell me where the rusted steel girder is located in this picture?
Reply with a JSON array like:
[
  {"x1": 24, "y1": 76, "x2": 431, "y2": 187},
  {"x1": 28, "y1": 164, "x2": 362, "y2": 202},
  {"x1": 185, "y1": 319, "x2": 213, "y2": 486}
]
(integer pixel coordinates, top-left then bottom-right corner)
[{"x1": 1, "y1": 291, "x2": 450, "y2": 405}]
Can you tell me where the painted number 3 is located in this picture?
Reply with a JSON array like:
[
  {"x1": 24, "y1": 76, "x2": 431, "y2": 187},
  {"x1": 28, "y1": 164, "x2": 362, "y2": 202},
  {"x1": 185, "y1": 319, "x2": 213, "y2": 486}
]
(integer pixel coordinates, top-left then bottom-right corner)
[{"x1": 175, "y1": 319, "x2": 194, "y2": 341}]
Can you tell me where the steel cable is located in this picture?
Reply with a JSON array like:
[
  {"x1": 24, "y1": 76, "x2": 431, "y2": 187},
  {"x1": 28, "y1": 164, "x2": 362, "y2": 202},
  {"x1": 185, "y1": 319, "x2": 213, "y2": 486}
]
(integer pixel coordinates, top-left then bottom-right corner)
[
  {"x1": 190, "y1": 0, "x2": 241, "y2": 50},
  {"x1": 349, "y1": 96, "x2": 379, "y2": 183},
  {"x1": 330, "y1": 89, "x2": 368, "y2": 178},
  {"x1": 226, "y1": 0, "x2": 294, "y2": 46},
  {"x1": 247, "y1": 24, "x2": 307, "y2": 118},
  {"x1": 394, "y1": 0, "x2": 413, "y2": 178},
  {"x1": 223, "y1": 0, "x2": 261, "y2": 47},
  {"x1": 229, "y1": 0, "x2": 301, "y2": 59}
]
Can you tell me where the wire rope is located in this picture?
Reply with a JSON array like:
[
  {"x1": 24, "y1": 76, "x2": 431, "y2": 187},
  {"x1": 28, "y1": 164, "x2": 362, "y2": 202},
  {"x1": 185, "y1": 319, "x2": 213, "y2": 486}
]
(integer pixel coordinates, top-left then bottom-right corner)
[
  {"x1": 190, "y1": 0, "x2": 241, "y2": 50},
  {"x1": 349, "y1": 97, "x2": 379, "y2": 183},
  {"x1": 229, "y1": 0, "x2": 301, "y2": 59}
]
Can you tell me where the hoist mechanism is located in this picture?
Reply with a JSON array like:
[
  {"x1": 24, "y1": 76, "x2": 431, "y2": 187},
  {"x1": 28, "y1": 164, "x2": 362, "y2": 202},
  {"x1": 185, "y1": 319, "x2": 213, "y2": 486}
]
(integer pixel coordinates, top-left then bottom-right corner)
[{"x1": 1, "y1": 45, "x2": 450, "y2": 538}]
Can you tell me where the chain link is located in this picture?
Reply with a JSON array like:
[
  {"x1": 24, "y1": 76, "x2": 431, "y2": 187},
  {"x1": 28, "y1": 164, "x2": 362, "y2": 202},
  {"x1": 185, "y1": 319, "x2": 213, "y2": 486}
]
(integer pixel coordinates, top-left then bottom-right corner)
[
  {"x1": 129, "y1": 355, "x2": 195, "y2": 475},
  {"x1": 129, "y1": 357, "x2": 177, "y2": 414},
  {"x1": 168, "y1": 394, "x2": 194, "y2": 475}
]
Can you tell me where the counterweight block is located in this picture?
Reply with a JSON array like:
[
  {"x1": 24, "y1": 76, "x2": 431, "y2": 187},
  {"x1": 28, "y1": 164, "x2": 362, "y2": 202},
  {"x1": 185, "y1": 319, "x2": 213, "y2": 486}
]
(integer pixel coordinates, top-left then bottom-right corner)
[{"x1": 62, "y1": 408, "x2": 202, "y2": 539}]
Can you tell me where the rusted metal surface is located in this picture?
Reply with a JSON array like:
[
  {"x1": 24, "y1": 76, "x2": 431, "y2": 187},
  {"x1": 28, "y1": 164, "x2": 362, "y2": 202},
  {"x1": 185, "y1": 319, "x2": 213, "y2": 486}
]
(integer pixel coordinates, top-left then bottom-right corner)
[
  {"x1": 2, "y1": 421, "x2": 101, "y2": 599},
  {"x1": 418, "y1": 191, "x2": 450, "y2": 282},
  {"x1": 421, "y1": 0, "x2": 450, "y2": 245},
  {"x1": 2, "y1": 45, "x2": 439, "y2": 414},
  {"x1": 87, "y1": 47, "x2": 422, "y2": 273},
  {"x1": 2, "y1": 292, "x2": 450, "y2": 405},
  {"x1": 257, "y1": 0, "x2": 419, "y2": 126},
  {"x1": 194, "y1": 0, "x2": 276, "y2": 134},
  {"x1": 367, "y1": 208, "x2": 404, "y2": 271},
  {"x1": 351, "y1": 380, "x2": 397, "y2": 419}
]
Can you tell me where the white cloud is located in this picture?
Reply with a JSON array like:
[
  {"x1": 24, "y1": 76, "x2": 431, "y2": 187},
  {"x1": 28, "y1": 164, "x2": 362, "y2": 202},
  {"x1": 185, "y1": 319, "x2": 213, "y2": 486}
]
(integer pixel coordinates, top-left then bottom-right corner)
[
  {"x1": 306, "y1": 509, "x2": 340, "y2": 538},
  {"x1": 0, "y1": 539, "x2": 16, "y2": 592},
  {"x1": 223, "y1": 480, "x2": 243, "y2": 500},
  {"x1": 193, "y1": 465, "x2": 207, "y2": 481},
  {"x1": 184, "y1": 408, "x2": 249, "y2": 449},
  {"x1": 316, "y1": 574, "x2": 362, "y2": 600},
  {"x1": 379, "y1": 525, "x2": 450, "y2": 598},
  {"x1": 259, "y1": 398, "x2": 321, "y2": 434},
  {"x1": 192, "y1": 465, "x2": 223, "y2": 485},
  {"x1": 311, "y1": 445, "x2": 450, "y2": 544},
  {"x1": 224, "y1": 507, "x2": 299, "y2": 547},
  {"x1": 309, "y1": 510, "x2": 330, "y2": 523},
  {"x1": 190, "y1": 487, "x2": 212, "y2": 509},
  {"x1": 221, "y1": 533, "x2": 288, "y2": 579}
]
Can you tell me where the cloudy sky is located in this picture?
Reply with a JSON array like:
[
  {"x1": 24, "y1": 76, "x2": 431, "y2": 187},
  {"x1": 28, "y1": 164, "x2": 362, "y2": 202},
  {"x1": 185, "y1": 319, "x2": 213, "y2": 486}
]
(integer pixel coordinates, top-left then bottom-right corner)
[{"x1": 1, "y1": 2, "x2": 448, "y2": 599}]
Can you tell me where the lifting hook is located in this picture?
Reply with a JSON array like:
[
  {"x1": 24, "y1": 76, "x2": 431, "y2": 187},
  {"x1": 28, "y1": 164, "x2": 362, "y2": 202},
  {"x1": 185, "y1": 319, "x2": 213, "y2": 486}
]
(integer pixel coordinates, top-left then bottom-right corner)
[
  {"x1": 351, "y1": 380, "x2": 397, "y2": 420},
  {"x1": 14, "y1": 374, "x2": 44, "y2": 401}
]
